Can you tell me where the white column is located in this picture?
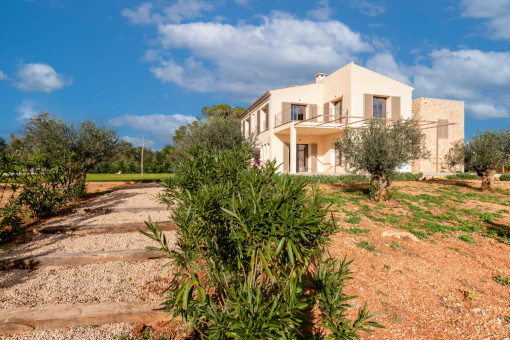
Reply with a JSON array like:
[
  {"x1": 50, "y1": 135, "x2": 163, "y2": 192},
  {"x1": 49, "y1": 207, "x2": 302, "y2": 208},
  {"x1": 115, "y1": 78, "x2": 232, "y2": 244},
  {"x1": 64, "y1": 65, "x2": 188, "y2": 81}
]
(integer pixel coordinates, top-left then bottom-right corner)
[{"x1": 290, "y1": 123, "x2": 297, "y2": 174}]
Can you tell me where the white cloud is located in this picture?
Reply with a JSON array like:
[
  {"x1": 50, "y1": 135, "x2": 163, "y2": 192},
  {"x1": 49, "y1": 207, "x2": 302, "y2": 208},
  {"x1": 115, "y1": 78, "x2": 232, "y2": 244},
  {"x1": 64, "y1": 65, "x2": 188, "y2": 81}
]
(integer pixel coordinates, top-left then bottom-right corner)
[
  {"x1": 460, "y1": 0, "x2": 510, "y2": 39},
  {"x1": 307, "y1": 0, "x2": 333, "y2": 21},
  {"x1": 150, "y1": 11, "x2": 372, "y2": 99},
  {"x1": 343, "y1": 0, "x2": 386, "y2": 16},
  {"x1": 122, "y1": 2, "x2": 157, "y2": 25},
  {"x1": 233, "y1": 0, "x2": 250, "y2": 6},
  {"x1": 122, "y1": 0, "x2": 214, "y2": 25},
  {"x1": 0, "y1": 70, "x2": 7, "y2": 80},
  {"x1": 365, "y1": 53, "x2": 411, "y2": 85},
  {"x1": 122, "y1": 136, "x2": 156, "y2": 148},
  {"x1": 14, "y1": 100, "x2": 39, "y2": 120},
  {"x1": 14, "y1": 63, "x2": 72, "y2": 93},
  {"x1": 109, "y1": 114, "x2": 196, "y2": 143},
  {"x1": 375, "y1": 49, "x2": 510, "y2": 120}
]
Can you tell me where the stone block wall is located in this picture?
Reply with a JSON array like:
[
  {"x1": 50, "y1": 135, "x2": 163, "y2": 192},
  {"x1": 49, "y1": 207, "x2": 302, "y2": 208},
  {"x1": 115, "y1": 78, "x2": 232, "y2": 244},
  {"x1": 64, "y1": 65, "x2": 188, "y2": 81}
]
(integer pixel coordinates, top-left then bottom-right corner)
[{"x1": 411, "y1": 98, "x2": 464, "y2": 173}]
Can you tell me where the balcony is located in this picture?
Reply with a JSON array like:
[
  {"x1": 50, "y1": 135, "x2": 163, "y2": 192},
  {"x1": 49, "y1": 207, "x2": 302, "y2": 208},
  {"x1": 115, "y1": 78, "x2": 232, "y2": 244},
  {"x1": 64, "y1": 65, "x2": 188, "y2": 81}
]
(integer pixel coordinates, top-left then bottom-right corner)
[{"x1": 274, "y1": 107, "x2": 350, "y2": 128}]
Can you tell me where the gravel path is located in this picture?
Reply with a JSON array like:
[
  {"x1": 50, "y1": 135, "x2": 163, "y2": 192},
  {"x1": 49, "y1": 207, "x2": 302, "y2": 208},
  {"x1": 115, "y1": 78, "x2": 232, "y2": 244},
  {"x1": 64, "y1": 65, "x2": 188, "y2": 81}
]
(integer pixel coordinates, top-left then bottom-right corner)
[
  {"x1": 0, "y1": 182, "x2": 178, "y2": 339},
  {"x1": 4, "y1": 323, "x2": 134, "y2": 340},
  {"x1": 0, "y1": 259, "x2": 171, "y2": 308},
  {"x1": 0, "y1": 231, "x2": 176, "y2": 258}
]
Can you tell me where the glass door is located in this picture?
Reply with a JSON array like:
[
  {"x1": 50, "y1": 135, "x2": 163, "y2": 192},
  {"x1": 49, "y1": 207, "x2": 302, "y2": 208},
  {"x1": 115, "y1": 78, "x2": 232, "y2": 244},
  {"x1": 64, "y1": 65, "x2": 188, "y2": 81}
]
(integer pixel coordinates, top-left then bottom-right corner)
[{"x1": 297, "y1": 144, "x2": 308, "y2": 172}]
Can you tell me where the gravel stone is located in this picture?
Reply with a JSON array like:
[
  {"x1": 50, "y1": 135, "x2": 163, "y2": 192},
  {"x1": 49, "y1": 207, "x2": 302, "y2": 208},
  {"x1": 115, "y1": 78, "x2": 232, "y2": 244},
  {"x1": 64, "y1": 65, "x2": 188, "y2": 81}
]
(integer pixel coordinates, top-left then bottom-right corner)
[{"x1": 0, "y1": 182, "x2": 178, "y2": 339}]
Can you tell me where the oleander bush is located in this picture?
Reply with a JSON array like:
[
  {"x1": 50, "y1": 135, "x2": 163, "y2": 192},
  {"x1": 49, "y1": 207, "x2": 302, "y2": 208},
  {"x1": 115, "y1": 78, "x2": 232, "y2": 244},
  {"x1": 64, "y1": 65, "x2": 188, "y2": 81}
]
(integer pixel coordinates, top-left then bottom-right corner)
[{"x1": 145, "y1": 145, "x2": 382, "y2": 339}]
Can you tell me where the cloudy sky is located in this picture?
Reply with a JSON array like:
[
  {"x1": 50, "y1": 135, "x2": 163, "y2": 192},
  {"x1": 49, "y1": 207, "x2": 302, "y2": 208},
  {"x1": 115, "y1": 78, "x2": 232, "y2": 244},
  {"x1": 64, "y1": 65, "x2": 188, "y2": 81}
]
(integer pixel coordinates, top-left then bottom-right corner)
[{"x1": 0, "y1": 0, "x2": 509, "y2": 148}]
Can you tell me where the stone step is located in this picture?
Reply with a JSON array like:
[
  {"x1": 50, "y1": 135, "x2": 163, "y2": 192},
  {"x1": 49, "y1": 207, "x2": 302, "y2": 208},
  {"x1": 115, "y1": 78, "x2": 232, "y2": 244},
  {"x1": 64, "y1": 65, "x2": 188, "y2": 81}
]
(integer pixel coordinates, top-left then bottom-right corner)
[
  {"x1": 0, "y1": 302, "x2": 176, "y2": 335},
  {"x1": 40, "y1": 221, "x2": 177, "y2": 235},
  {"x1": 0, "y1": 249, "x2": 166, "y2": 270},
  {"x1": 77, "y1": 207, "x2": 168, "y2": 215}
]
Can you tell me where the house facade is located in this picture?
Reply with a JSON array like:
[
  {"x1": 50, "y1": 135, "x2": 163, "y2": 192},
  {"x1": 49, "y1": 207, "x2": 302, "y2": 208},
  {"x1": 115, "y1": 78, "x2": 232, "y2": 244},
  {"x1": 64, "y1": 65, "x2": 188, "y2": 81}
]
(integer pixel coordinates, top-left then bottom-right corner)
[{"x1": 240, "y1": 62, "x2": 464, "y2": 174}]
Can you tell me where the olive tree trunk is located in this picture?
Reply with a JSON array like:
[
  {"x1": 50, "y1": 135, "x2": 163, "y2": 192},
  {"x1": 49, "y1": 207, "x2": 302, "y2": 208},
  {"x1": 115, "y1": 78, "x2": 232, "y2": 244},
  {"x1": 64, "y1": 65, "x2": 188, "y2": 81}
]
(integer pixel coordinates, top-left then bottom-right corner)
[
  {"x1": 370, "y1": 174, "x2": 391, "y2": 201},
  {"x1": 480, "y1": 169, "x2": 496, "y2": 192}
]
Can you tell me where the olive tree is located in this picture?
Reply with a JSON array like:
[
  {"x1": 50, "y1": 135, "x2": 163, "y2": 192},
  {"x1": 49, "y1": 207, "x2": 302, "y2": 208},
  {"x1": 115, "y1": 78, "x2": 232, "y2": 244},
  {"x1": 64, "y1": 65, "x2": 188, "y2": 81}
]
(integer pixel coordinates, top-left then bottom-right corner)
[
  {"x1": 173, "y1": 115, "x2": 255, "y2": 154},
  {"x1": 335, "y1": 119, "x2": 429, "y2": 201},
  {"x1": 0, "y1": 137, "x2": 6, "y2": 154},
  {"x1": 23, "y1": 112, "x2": 120, "y2": 197},
  {"x1": 445, "y1": 129, "x2": 510, "y2": 191}
]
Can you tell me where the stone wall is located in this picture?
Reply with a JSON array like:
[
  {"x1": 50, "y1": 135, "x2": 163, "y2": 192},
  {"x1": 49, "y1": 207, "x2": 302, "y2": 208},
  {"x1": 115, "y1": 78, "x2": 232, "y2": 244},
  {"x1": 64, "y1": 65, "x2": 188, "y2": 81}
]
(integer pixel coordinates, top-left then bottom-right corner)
[{"x1": 411, "y1": 98, "x2": 464, "y2": 173}]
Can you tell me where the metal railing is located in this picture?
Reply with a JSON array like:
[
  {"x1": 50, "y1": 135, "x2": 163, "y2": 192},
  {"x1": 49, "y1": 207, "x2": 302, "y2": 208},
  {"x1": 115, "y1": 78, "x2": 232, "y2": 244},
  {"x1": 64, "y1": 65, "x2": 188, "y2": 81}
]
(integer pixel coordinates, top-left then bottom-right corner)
[{"x1": 274, "y1": 107, "x2": 349, "y2": 127}]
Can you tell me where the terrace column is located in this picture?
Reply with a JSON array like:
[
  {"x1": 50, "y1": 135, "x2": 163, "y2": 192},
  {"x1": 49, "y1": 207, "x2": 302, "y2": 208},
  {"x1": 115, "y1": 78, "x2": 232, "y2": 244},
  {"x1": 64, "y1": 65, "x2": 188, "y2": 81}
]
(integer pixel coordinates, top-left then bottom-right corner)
[{"x1": 290, "y1": 123, "x2": 297, "y2": 174}]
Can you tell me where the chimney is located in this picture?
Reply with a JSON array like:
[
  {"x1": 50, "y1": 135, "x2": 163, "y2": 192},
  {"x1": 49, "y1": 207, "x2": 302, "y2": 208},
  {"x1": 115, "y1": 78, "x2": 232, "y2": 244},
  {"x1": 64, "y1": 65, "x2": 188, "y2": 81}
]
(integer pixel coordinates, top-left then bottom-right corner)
[{"x1": 315, "y1": 73, "x2": 326, "y2": 83}]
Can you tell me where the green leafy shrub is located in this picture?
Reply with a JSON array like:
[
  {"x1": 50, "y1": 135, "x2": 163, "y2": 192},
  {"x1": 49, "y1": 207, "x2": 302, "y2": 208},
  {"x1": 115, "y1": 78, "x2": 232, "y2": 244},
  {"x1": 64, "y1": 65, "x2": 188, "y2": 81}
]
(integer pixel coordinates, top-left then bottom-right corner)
[
  {"x1": 494, "y1": 275, "x2": 510, "y2": 286},
  {"x1": 500, "y1": 173, "x2": 510, "y2": 181},
  {"x1": 294, "y1": 172, "x2": 422, "y2": 185},
  {"x1": 392, "y1": 172, "x2": 423, "y2": 181},
  {"x1": 458, "y1": 235, "x2": 475, "y2": 243},
  {"x1": 145, "y1": 145, "x2": 382, "y2": 338},
  {"x1": 445, "y1": 173, "x2": 481, "y2": 180},
  {"x1": 294, "y1": 174, "x2": 369, "y2": 184},
  {"x1": 356, "y1": 241, "x2": 376, "y2": 252}
]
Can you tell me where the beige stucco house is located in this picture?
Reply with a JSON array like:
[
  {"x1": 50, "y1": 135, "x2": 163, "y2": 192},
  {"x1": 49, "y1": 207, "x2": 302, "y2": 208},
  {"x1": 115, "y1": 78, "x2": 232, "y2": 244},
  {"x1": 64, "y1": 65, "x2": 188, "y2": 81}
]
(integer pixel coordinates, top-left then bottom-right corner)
[{"x1": 240, "y1": 62, "x2": 464, "y2": 174}]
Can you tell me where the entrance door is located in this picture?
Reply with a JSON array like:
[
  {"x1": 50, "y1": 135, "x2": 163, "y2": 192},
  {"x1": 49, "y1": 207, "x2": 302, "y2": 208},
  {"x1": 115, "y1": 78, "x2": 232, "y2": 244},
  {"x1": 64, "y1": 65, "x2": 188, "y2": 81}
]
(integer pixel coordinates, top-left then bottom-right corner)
[{"x1": 297, "y1": 144, "x2": 308, "y2": 172}]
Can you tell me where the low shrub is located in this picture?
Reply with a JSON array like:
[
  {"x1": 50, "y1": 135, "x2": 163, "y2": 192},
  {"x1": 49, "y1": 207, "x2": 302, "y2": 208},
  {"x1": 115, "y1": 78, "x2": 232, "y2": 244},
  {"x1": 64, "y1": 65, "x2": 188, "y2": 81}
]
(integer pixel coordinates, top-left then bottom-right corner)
[
  {"x1": 145, "y1": 145, "x2": 382, "y2": 338},
  {"x1": 293, "y1": 174, "x2": 369, "y2": 184},
  {"x1": 293, "y1": 172, "x2": 422, "y2": 185},
  {"x1": 500, "y1": 173, "x2": 510, "y2": 181},
  {"x1": 458, "y1": 234, "x2": 475, "y2": 243},
  {"x1": 392, "y1": 172, "x2": 423, "y2": 181},
  {"x1": 494, "y1": 275, "x2": 510, "y2": 286},
  {"x1": 445, "y1": 173, "x2": 480, "y2": 180}
]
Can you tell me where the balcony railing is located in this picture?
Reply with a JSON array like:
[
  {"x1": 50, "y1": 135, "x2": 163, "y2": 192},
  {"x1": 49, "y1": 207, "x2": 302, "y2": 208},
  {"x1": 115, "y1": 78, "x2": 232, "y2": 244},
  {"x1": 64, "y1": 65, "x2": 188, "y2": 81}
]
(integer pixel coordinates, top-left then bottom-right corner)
[{"x1": 274, "y1": 107, "x2": 349, "y2": 127}]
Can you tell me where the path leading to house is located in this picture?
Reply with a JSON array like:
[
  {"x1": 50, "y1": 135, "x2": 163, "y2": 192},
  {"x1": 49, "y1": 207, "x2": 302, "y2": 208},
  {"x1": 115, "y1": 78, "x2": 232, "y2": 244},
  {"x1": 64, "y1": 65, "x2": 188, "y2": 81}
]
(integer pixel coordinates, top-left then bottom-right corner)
[{"x1": 0, "y1": 183, "x2": 178, "y2": 339}]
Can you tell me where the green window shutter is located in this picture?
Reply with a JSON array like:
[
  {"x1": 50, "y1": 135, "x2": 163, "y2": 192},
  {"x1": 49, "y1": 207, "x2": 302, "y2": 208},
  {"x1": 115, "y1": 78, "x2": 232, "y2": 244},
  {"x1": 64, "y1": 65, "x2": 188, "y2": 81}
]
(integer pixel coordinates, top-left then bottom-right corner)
[{"x1": 364, "y1": 94, "x2": 373, "y2": 119}]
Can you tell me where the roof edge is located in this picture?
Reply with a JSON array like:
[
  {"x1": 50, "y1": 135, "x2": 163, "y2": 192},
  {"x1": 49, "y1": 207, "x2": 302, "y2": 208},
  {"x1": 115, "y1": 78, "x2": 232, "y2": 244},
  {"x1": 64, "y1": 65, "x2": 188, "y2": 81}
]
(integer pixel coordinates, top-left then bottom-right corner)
[{"x1": 239, "y1": 91, "x2": 271, "y2": 118}]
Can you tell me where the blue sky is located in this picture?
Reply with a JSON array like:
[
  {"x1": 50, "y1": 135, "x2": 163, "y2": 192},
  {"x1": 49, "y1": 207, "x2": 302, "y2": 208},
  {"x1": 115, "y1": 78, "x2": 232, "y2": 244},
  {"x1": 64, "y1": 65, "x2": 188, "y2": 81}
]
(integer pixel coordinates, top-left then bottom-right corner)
[{"x1": 0, "y1": 0, "x2": 509, "y2": 149}]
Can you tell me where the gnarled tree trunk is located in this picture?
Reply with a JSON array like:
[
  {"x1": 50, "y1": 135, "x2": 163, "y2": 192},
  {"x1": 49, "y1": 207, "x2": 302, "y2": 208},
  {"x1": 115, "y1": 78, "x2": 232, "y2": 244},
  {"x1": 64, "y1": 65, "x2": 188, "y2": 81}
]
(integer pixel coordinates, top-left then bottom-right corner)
[
  {"x1": 480, "y1": 169, "x2": 496, "y2": 192},
  {"x1": 370, "y1": 174, "x2": 391, "y2": 201}
]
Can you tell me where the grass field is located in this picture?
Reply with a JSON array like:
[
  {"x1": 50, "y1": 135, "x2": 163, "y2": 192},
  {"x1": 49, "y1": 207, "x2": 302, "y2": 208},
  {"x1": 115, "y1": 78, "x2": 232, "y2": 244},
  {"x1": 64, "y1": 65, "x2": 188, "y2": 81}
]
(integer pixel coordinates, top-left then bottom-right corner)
[{"x1": 85, "y1": 173, "x2": 173, "y2": 182}]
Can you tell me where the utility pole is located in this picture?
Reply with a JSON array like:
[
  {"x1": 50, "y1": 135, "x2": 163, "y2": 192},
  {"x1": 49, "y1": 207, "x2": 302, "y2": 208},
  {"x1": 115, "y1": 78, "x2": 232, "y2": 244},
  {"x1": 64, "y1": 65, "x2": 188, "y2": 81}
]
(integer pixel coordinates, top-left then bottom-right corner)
[{"x1": 141, "y1": 136, "x2": 145, "y2": 177}]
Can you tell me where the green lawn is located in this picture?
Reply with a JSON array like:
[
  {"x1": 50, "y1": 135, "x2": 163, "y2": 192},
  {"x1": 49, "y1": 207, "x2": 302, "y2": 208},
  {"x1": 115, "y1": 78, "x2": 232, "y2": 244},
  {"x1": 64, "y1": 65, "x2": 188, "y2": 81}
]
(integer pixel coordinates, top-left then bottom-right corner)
[{"x1": 85, "y1": 173, "x2": 173, "y2": 182}]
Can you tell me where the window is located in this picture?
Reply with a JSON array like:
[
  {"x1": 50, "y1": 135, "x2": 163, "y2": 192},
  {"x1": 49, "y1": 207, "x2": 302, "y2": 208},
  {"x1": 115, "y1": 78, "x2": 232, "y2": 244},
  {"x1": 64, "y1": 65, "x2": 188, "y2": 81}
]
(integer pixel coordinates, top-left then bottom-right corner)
[
  {"x1": 291, "y1": 104, "x2": 306, "y2": 121},
  {"x1": 373, "y1": 97, "x2": 386, "y2": 118}
]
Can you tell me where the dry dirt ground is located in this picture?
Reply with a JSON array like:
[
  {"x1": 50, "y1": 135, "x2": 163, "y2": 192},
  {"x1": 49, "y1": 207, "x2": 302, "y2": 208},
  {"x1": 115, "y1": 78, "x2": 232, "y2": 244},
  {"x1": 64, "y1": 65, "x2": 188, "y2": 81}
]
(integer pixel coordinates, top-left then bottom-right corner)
[
  {"x1": 321, "y1": 179, "x2": 510, "y2": 339},
  {"x1": 1, "y1": 179, "x2": 509, "y2": 339}
]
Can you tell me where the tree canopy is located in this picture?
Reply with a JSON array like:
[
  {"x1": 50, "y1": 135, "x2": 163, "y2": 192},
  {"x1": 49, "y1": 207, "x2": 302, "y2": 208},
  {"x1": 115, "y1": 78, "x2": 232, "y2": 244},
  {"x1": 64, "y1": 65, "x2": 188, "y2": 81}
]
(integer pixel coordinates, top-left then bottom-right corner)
[
  {"x1": 22, "y1": 111, "x2": 120, "y2": 196},
  {"x1": 335, "y1": 118, "x2": 428, "y2": 201},
  {"x1": 173, "y1": 104, "x2": 254, "y2": 155},
  {"x1": 201, "y1": 104, "x2": 245, "y2": 118},
  {"x1": 446, "y1": 129, "x2": 510, "y2": 191}
]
